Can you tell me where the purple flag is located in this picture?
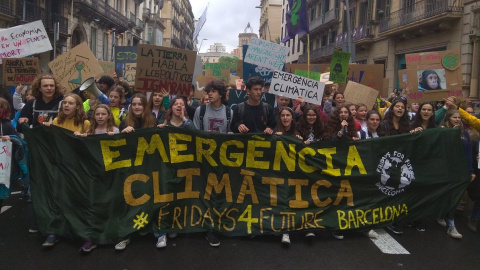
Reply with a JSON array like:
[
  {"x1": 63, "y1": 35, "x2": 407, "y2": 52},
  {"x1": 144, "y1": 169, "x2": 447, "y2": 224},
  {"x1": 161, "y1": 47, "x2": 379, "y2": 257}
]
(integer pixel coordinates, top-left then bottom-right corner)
[{"x1": 282, "y1": 0, "x2": 309, "y2": 43}]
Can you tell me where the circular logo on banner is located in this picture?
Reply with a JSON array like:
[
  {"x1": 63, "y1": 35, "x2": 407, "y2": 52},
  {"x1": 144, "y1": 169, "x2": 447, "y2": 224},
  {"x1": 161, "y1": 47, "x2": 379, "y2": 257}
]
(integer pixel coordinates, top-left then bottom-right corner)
[
  {"x1": 442, "y1": 53, "x2": 460, "y2": 71},
  {"x1": 376, "y1": 151, "x2": 415, "y2": 196}
]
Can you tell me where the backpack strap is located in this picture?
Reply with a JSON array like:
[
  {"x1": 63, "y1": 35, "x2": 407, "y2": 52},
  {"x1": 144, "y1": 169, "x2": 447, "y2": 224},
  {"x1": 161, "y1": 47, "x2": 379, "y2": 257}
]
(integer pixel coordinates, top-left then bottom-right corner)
[
  {"x1": 199, "y1": 104, "x2": 207, "y2": 130},
  {"x1": 225, "y1": 105, "x2": 231, "y2": 129},
  {"x1": 236, "y1": 102, "x2": 245, "y2": 126}
]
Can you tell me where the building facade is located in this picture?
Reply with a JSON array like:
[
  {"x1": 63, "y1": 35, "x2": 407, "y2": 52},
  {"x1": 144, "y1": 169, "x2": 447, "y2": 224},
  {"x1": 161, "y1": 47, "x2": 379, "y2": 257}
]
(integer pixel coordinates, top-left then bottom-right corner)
[
  {"x1": 258, "y1": 0, "x2": 282, "y2": 43},
  {"x1": 159, "y1": 0, "x2": 194, "y2": 50},
  {"x1": 140, "y1": 0, "x2": 166, "y2": 45},
  {"x1": 281, "y1": 0, "x2": 479, "y2": 97}
]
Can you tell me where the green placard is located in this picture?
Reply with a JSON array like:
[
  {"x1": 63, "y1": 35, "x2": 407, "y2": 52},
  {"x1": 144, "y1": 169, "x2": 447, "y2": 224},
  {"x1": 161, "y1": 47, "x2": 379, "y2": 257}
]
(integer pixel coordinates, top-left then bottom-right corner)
[
  {"x1": 294, "y1": 69, "x2": 321, "y2": 81},
  {"x1": 329, "y1": 50, "x2": 351, "y2": 83}
]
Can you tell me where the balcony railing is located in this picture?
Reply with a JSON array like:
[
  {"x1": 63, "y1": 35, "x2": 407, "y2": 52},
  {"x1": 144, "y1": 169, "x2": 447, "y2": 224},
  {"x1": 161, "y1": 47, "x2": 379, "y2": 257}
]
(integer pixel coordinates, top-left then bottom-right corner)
[
  {"x1": 17, "y1": 0, "x2": 46, "y2": 24},
  {"x1": 74, "y1": 0, "x2": 129, "y2": 30},
  {"x1": 309, "y1": 8, "x2": 339, "y2": 32},
  {"x1": 0, "y1": 2, "x2": 14, "y2": 16},
  {"x1": 298, "y1": 43, "x2": 335, "y2": 63},
  {"x1": 128, "y1": 12, "x2": 136, "y2": 26},
  {"x1": 135, "y1": 18, "x2": 144, "y2": 30},
  {"x1": 379, "y1": 0, "x2": 463, "y2": 33},
  {"x1": 46, "y1": 13, "x2": 69, "y2": 36}
]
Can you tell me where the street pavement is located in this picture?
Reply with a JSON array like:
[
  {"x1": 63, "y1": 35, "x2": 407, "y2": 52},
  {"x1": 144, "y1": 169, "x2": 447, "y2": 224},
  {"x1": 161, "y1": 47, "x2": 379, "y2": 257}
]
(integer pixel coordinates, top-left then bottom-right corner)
[{"x1": 1, "y1": 190, "x2": 480, "y2": 270}]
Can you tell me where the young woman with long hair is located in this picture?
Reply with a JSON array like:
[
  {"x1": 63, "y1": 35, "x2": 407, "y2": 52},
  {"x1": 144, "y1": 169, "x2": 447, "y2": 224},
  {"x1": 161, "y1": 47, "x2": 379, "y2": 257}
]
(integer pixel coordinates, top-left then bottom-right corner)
[
  {"x1": 296, "y1": 104, "x2": 325, "y2": 145},
  {"x1": 358, "y1": 110, "x2": 382, "y2": 139},
  {"x1": 158, "y1": 96, "x2": 195, "y2": 129},
  {"x1": 52, "y1": 93, "x2": 90, "y2": 135},
  {"x1": 119, "y1": 93, "x2": 156, "y2": 133},
  {"x1": 410, "y1": 102, "x2": 436, "y2": 133},
  {"x1": 379, "y1": 98, "x2": 410, "y2": 136},
  {"x1": 325, "y1": 105, "x2": 358, "y2": 140}
]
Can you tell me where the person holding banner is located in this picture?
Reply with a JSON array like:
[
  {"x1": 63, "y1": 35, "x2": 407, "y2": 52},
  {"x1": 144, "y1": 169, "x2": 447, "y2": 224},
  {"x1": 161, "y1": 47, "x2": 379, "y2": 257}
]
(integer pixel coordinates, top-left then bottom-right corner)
[
  {"x1": 231, "y1": 77, "x2": 276, "y2": 134},
  {"x1": 325, "y1": 105, "x2": 359, "y2": 141},
  {"x1": 51, "y1": 93, "x2": 90, "y2": 135},
  {"x1": 379, "y1": 97, "x2": 410, "y2": 235},
  {"x1": 119, "y1": 93, "x2": 157, "y2": 133},
  {"x1": 437, "y1": 109, "x2": 474, "y2": 239},
  {"x1": 0, "y1": 98, "x2": 17, "y2": 206},
  {"x1": 296, "y1": 104, "x2": 325, "y2": 145},
  {"x1": 355, "y1": 103, "x2": 369, "y2": 132},
  {"x1": 410, "y1": 102, "x2": 436, "y2": 134},
  {"x1": 17, "y1": 75, "x2": 64, "y2": 130},
  {"x1": 357, "y1": 110, "x2": 382, "y2": 139}
]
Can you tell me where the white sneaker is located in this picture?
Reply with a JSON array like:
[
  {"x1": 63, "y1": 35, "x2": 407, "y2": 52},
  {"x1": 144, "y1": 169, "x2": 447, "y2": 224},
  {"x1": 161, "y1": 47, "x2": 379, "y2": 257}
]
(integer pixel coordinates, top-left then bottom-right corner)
[
  {"x1": 447, "y1": 226, "x2": 463, "y2": 239},
  {"x1": 437, "y1": 218, "x2": 447, "y2": 227},
  {"x1": 156, "y1": 235, "x2": 167, "y2": 248},
  {"x1": 366, "y1": 229, "x2": 378, "y2": 239},
  {"x1": 281, "y1": 233, "x2": 290, "y2": 244},
  {"x1": 115, "y1": 238, "x2": 130, "y2": 250},
  {"x1": 305, "y1": 232, "x2": 315, "y2": 237},
  {"x1": 331, "y1": 232, "x2": 344, "y2": 240}
]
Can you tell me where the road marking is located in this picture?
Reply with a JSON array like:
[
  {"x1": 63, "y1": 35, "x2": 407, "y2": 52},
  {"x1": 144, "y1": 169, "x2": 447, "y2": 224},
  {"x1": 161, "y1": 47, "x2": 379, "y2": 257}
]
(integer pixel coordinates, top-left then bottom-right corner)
[
  {"x1": 1, "y1": 206, "x2": 12, "y2": 214},
  {"x1": 370, "y1": 229, "x2": 410, "y2": 254},
  {"x1": 11, "y1": 191, "x2": 21, "y2": 195}
]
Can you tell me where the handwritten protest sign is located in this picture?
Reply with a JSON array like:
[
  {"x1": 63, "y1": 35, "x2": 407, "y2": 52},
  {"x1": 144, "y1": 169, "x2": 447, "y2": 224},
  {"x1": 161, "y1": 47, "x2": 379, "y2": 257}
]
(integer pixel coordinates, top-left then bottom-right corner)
[
  {"x1": 2, "y1": 57, "x2": 39, "y2": 86},
  {"x1": 205, "y1": 62, "x2": 231, "y2": 82},
  {"x1": 0, "y1": 20, "x2": 52, "y2": 64},
  {"x1": 335, "y1": 64, "x2": 384, "y2": 92},
  {"x1": 48, "y1": 42, "x2": 103, "y2": 92},
  {"x1": 400, "y1": 50, "x2": 462, "y2": 102},
  {"x1": 114, "y1": 46, "x2": 137, "y2": 77},
  {"x1": 329, "y1": 51, "x2": 351, "y2": 83},
  {"x1": 343, "y1": 81, "x2": 379, "y2": 109},
  {"x1": 99, "y1": 61, "x2": 116, "y2": 77},
  {"x1": 228, "y1": 89, "x2": 276, "y2": 108},
  {"x1": 244, "y1": 37, "x2": 288, "y2": 71},
  {"x1": 294, "y1": 69, "x2": 321, "y2": 81},
  {"x1": 0, "y1": 140, "x2": 12, "y2": 188},
  {"x1": 270, "y1": 70, "x2": 325, "y2": 105},
  {"x1": 123, "y1": 63, "x2": 136, "y2": 87},
  {"x1": 135, "y1": 44, "x2": 196, "y2": 95}
]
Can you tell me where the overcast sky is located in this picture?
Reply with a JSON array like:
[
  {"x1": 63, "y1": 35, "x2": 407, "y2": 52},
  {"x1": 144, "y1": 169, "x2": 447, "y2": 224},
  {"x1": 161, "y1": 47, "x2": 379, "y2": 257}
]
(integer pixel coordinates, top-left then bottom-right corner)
[{"x1": 190, "y1": 0, "x2": 261, "y2": 54}]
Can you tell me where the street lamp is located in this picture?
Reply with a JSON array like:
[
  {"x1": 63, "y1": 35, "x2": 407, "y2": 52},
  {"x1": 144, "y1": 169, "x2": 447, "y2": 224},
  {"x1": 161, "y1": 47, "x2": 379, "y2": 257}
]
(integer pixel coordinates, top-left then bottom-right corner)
[
  {"x1": 198, "y1": 38, "x2": 207, "y2": 52},
  {"x1": 255, "y1": 5, "x2": 271, "y2": 41}
]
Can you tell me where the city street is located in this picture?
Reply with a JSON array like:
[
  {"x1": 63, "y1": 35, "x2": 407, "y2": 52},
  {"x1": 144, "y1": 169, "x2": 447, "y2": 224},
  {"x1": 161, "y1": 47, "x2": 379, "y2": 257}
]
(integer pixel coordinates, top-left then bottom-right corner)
[{"x1": 1, "y1": 190, "x2": 479, "y2": 270}]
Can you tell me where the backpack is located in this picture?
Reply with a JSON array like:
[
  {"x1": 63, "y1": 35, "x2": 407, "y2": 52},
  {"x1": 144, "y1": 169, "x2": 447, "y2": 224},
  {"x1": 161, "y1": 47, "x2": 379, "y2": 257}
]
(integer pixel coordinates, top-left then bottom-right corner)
[
  {"x1": 235, "y1": 102, "x2": 269, "y2": 127},
  {"x1": 199, "y1": 104, "x2": 231, "y2": 131}
]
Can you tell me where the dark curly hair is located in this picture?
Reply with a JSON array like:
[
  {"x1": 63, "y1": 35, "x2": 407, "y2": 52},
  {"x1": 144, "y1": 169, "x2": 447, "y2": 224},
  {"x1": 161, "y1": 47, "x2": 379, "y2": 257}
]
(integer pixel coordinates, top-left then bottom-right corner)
[
  {"x1": 325, "y1": 105, "x2": 358, "y2": 139},
  {"x1": 296, "y1": 104, "x2": 324, "y2": 141},
  {"x1": 246, "y1": 76, "x2": 264, "y2": 90}
]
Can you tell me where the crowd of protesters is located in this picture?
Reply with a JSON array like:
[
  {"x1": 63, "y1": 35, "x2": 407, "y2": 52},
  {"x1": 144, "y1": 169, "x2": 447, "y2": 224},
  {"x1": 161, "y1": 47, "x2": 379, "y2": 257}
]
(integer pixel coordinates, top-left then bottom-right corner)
[{"x1": 1, "y1": 74, "x2": 479, "y2": 254}]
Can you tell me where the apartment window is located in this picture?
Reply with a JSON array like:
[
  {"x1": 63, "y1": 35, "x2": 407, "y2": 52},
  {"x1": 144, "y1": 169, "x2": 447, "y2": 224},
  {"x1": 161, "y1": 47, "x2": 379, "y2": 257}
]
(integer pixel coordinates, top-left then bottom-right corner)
[
  {"x1": 321, "y1": 35, "x2": 327, "y2": 47},
  {"x1": 324, "y1": 0, "x2": 330, "y2": 14},
  {"x1": 403, "y1": 0, "x2": 415, "y2": 13},
  {"x1": 359, "y1": 1, "x2": 368, "y2": 26},
  {"x1": 329, "y1": 30, "x2": 336, "y2": 44},
  {"x1": 90, "y1": 28, "x2": 97, "y2": 57},
  {"x1": 377, "y1": 0, "x2": 391, "y2": 17},
  {"x1": 103, "y1": 33, "x2": 109, "y2": 60},
  {"x1": 310, "y1": 8, "x2": 315, "y2": 22}
]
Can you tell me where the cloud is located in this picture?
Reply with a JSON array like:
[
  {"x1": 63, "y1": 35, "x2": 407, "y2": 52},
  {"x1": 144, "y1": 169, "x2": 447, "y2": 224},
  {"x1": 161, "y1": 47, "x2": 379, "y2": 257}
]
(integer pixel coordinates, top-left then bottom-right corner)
[{"x1": 190, "y1": 0, "x2": 260, "y2": 53}]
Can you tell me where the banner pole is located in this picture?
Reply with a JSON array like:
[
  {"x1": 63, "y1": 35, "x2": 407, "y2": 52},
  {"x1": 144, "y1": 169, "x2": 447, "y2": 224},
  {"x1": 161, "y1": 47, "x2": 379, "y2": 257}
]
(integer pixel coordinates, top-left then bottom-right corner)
[{"x1": 307, "y1": 34, "x2": 310, "y2": 78}]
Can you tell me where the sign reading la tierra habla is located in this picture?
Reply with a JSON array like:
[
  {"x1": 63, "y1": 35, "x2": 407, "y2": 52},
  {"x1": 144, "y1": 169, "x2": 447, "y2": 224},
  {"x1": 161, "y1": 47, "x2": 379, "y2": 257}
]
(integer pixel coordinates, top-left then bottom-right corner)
[{"x1": 135, "y1": 44, "x2": 196, "y2": 96}]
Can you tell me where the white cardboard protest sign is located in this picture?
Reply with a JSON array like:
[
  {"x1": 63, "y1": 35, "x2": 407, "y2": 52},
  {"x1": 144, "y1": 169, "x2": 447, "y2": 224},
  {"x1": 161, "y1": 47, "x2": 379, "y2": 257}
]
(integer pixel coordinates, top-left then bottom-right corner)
[
  {"x1": 0, "y1": 20, "x2": 52, "y2": 64},
  {"x1": 270, "y1": 70, "x2": 325, "y2": 105},
  {"x1": 0, "y1": 140, "x2": 12, "y2": 188},
  {"x1": 244, "y1": 37, "x2": 288, "y2": 71}
]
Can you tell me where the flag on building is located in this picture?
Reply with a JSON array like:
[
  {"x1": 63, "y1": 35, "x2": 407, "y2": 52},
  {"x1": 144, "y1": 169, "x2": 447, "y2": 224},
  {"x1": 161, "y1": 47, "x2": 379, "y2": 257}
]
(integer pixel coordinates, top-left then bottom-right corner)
[
  {"x1": 282, "y1": 0, "x2": 309, "y2": 43},
  {"x1": 193, "y1": 5, "x2": 208, "y2": 40}
]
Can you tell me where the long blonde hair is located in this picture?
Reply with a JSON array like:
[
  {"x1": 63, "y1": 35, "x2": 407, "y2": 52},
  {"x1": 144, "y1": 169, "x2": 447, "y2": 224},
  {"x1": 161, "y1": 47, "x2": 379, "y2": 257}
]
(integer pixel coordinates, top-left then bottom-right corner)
[
  {"x1": 56, "y1": 93, "x2": 87, "y2": 126},
  {"x1": 87, "y1": 104, "x2": 117, "y2": 134}
]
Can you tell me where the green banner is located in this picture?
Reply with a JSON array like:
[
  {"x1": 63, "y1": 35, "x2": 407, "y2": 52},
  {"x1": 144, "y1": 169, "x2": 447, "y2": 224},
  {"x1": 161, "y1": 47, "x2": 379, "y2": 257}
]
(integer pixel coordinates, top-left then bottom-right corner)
[
  {"x1": 25, "y1": 127, "x2": 469, "y2": 243},
  {"x1": 329, "y1": 50, "x2": 351, "y2": 83}
]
